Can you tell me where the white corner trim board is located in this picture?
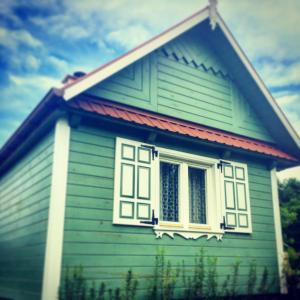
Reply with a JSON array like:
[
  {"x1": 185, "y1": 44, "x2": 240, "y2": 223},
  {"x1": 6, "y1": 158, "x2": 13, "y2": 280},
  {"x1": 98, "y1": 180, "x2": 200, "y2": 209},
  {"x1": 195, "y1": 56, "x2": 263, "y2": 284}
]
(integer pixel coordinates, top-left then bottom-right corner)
[
  {"x1": 41, "y1": 118, "x2": 71, "y2": 300},
  {"x1": 271, "y1": 168, "x2": 287, "y2": 294}
]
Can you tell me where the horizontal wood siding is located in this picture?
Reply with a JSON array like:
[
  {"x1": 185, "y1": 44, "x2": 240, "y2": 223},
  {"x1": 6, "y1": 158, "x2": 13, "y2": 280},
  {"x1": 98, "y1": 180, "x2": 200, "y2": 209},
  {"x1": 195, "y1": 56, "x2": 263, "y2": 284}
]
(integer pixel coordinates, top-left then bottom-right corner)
[
  {"x1": 62, "y1": 125, "x2": 279, "y2": 298},
  {"x1": 86, "y1": 24, "x2": 274, "y2": 143},
  {"x1": 0, "y1": 132, "x2": 54, "y2": 300},
  {"x1": 86, "y1": 55, "x2": 157, "y2": 111}
]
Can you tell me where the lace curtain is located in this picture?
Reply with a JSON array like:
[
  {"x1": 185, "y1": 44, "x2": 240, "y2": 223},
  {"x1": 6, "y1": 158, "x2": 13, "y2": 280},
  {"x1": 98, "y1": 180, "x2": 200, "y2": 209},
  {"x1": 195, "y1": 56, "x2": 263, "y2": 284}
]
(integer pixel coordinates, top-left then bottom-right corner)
[
  {"x1": 160, "y1": 162, "x2": 179, "y2": 222},
  {"x1": 189, "y1": 167, "x2": 206, "y2": 224}
]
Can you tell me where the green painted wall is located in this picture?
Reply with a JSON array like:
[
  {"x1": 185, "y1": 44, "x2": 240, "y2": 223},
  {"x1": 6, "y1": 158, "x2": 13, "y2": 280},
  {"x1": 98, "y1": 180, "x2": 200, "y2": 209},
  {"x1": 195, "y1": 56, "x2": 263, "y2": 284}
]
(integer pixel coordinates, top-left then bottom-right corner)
[
  {"x1": 61, "y1": 123, "x2": 279, "y2": 298},
  {"x1": 0, "y1": 131, "x2": 54, "y2": 300},
  {"x1": 86, "y1": 25, "x2": 274, "y2": 143}
]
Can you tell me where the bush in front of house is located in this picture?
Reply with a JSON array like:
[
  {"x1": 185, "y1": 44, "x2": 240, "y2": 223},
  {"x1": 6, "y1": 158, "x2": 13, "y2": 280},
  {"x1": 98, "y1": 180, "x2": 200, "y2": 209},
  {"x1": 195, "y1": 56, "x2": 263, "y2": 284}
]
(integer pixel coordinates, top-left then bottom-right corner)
[{"x1": 59, "y1": 248, "x2": 277, "y2": 300}]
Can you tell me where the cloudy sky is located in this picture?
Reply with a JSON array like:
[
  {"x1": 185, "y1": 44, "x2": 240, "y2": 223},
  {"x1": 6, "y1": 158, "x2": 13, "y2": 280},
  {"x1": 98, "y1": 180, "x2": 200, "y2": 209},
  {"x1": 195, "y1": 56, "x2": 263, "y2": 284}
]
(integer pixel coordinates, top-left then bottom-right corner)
[{"x1": 0, "y1": 0, "x2": 299, "y2": 180}]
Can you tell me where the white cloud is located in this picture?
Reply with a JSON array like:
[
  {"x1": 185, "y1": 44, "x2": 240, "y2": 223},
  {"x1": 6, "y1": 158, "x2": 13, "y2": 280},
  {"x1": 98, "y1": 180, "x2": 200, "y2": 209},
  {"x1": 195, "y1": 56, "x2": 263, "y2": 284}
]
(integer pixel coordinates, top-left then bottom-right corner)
[
  {"x1": 47, "y1": 56, "x2": 69, "y2": 72},
  {"x1": 0, "y1": 72, "x2": 61, "y2": 147},
  {"x1": 29, "y1": 0, "x2": 207, "y2": 49},
  {"x1": 13, "y1": 30, "x2": 42, "y2": 47},
  {"x1": 0, "y1": 0, "x2": 21, "y2": 25},
  {"x1": 273, "y1": 92, "x2": 300, "y2": 136},
  {"x1": 0, "y1": 27, "x2": 42, "y2": 50},
  {"x1": 9, "y1": 74, "x2": 60, "y2": 90},
  {"x1": 276, "y1": 94, "x2": 299, "y2": 107},
  {"x1": 62, "y1": 26, "x2": 91, "y2": 40},
  {"x1": 3, "y1": 49, "x2": 42, "y2": 74},
  {"x1": 282, "y1": 110, "x2": 300, "y2": 135},
  {"x1": 107, "y1": 25, "x2": 152, "y2": 49},
  {"x1": 277, "y1": 166, "x2": 300, "y2": 181},
  {"x1": 25, "y1": 55, "x2": 41, "y2": 70},
  {"x1": 258, "y1": 61, "x2": 300, "y2": 88},
  {"x1": 220, "y1": 0, "x2": 300, "y2": 62}
]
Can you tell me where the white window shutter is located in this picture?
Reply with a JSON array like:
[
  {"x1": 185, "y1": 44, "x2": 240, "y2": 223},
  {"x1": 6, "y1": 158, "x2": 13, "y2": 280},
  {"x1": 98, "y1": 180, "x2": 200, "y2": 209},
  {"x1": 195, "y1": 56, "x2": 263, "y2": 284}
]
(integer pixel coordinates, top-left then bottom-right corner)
[
  {"x1": 220, "y1": 161, "x2": 252, "y2": 233},
  {"x1": 113, "y1": 137, "x2": 158, "y2": 226}
]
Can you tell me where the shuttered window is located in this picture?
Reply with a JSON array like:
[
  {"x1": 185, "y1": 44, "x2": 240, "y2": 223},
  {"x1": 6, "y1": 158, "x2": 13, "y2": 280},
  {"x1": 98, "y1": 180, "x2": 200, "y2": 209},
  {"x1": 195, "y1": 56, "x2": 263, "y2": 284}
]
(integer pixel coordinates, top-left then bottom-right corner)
[
  {"x1": 113, "y1": 138, "x2": 157, "y2": 226},
  {"x1": 222, "y1": 163, "x2": 252, "y2": 233},
  {"x1": 113, "y1": 137, "x2": 252, "y2": 238}
]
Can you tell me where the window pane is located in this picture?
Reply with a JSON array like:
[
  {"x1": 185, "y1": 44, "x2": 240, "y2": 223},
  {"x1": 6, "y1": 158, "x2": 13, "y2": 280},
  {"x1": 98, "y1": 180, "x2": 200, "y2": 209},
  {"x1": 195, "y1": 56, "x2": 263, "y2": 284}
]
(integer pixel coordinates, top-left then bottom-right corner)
[
  {"x1": 189, "y1": 167, "x2": 206, "y2": 224},
  {"x1": 160, "y1": 162, "x2": 179, "y2": 222}
]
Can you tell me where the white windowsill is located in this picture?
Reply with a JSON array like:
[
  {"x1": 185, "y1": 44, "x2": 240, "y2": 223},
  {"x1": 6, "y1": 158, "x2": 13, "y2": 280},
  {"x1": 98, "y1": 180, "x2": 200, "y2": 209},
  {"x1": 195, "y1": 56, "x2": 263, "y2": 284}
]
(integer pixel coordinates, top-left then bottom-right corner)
[{"x1": 153, "y1": 224, "x2": 224, "y2": 240}]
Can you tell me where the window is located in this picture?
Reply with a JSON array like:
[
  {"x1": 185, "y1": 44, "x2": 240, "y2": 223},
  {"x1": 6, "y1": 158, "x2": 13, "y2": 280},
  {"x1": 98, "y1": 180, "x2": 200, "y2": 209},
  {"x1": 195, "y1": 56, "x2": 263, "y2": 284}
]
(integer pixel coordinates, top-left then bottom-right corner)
[
  {"x1": 189, "y1": 167, "x2": 206, "y2": 224},
  {"x1": 160, "y1": 162, "x2": 179, "y2": 222},
  {"x1": 113, "y1": 137, "x2": 252, "y2": 239}
]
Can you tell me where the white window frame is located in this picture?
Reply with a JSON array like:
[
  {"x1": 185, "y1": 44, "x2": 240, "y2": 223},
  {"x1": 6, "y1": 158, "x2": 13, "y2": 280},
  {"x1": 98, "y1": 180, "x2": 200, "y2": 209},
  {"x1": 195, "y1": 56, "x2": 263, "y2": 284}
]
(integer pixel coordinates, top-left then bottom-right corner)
[{"x1": 153, "y1": 146, "x2": 224, "y2": 240}]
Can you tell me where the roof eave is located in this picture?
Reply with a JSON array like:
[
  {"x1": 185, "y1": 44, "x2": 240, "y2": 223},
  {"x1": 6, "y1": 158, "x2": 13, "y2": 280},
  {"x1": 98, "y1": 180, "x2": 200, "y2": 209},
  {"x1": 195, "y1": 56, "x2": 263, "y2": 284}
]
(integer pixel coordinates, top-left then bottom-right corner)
[
  {"x1": 66, "y1": 102, "x2": 298, "y2": 170},
  {"x1": 0, "y1": 88, "x2": 62, "y2": 166},
  {"x1": 68, "y1": 95, "x2": 299, "y2": 164}
]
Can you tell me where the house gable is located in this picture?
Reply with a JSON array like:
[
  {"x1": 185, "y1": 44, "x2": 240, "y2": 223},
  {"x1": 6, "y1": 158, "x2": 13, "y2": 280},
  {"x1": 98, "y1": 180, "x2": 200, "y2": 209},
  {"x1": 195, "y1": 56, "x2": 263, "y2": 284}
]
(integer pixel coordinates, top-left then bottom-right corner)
[{"x1": 86, "y1": 22, "x2": 274, "y2": 143}]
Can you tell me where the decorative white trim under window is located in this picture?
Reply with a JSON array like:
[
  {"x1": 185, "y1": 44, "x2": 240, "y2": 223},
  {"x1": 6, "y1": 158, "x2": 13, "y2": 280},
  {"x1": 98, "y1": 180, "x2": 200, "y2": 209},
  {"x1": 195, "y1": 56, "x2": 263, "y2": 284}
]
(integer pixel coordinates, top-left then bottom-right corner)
[{"x1": 113, "y1": 137, "x2": 252, "y2": 240}]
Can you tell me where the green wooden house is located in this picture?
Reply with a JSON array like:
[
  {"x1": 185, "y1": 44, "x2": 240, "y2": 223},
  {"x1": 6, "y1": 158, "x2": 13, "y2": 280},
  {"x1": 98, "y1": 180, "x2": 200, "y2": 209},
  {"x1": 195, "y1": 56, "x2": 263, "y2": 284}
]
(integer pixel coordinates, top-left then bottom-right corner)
[{"x1": 1, "y1": 3, "x2": 300, "y2": 300}]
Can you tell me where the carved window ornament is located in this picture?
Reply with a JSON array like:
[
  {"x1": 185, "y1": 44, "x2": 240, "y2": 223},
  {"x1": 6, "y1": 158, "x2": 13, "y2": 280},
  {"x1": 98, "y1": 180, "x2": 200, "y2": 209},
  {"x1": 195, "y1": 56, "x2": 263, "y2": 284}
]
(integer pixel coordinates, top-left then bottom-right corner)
[{"x1": 113, "y1": 137, "x2": 252, "y2": 240}]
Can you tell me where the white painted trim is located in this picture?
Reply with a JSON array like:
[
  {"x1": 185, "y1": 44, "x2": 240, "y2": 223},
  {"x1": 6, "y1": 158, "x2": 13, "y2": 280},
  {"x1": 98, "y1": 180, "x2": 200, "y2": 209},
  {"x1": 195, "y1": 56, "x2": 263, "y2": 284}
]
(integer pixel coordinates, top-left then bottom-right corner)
[
  {"x1": 41, "y1": 118, "x2": 70, "y2": 300},
  {"x1": 220, "y1": 161, "x2": 252, "y2": 234},
  {"x1": 155, "y1": 145, "x2": 224, "y2": 238},
  {"x1": 157, "y1": 145, "x2": 218, "y2": 165},
  {"x1": 154, "y1": 228, "x2": 223, "y2": 240},
  {"x1": 63, "y1": 8, "x2": 209, "y2": 100},
  {"x1": 271, "y1": 168, "x2": 287, "y2": 294},
  {"x1": 216, "y1": 14, "x2": 300, "y2": 149}
]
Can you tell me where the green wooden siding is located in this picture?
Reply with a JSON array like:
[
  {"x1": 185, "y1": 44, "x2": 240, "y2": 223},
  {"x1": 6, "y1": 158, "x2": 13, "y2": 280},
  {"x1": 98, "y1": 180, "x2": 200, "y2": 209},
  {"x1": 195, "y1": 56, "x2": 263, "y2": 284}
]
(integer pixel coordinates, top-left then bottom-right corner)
[
  {"x1": 86, "y1": 24, "x2": 274, "y2": 143},
  {"x1": 61, "y1": 124, "x2": 279, "y2": 297},
  {"x1": 0, "y1": 131, "x2": 54, "y2": 300}
]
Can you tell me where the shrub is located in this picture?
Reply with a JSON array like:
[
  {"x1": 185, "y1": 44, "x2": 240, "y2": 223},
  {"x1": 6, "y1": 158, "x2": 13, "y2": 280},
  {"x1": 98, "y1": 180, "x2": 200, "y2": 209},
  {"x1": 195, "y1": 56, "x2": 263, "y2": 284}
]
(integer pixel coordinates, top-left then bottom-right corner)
[{"x1": 59, "y1": 253, "x2": 277, "y2": 299}]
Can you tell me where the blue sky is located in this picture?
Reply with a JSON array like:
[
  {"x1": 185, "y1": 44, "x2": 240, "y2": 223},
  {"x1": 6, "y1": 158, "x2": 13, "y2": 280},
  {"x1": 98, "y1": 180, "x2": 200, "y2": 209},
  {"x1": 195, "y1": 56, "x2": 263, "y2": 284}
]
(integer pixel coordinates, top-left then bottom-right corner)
[{"x1": 0, "y1": 0, "x2": 300, "y2": 179}]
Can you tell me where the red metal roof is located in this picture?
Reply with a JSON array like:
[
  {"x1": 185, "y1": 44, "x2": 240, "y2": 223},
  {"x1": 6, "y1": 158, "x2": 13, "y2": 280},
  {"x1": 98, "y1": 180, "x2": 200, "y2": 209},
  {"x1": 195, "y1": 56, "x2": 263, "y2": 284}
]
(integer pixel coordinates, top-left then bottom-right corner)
[{"x1": 68, "y1": 97, "x2": 297, "y2": 162}]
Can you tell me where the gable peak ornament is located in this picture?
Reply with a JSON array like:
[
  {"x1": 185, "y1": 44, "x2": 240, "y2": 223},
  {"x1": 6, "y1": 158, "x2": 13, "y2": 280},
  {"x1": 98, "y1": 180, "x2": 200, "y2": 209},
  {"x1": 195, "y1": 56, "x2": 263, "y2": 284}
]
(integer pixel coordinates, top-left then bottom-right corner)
[{"x1": 209, "y1": 0, "x2": 218, "y2": 30}]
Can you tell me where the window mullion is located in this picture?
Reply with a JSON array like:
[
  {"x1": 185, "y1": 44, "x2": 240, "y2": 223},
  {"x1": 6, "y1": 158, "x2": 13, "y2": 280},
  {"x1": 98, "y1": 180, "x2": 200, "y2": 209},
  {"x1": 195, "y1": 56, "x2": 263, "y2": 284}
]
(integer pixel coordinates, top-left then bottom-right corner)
[{"x1": 180, "y1": 163, "x2": 189, "y2": 229}]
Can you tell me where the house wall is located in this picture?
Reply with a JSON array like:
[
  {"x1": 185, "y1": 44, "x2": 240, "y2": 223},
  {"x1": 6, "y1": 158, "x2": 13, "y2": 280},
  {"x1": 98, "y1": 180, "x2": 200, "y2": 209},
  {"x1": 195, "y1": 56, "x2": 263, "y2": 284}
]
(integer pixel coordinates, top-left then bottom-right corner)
[
  {"x1": 86, "y1": 25, "x2": 274, "y2": 143},
  {"x1": 61, "y1": 123, "x2": 279, "y2": 297},
  {"x1": 0, "y1": 131, "x2": 54, "y2": 300}
]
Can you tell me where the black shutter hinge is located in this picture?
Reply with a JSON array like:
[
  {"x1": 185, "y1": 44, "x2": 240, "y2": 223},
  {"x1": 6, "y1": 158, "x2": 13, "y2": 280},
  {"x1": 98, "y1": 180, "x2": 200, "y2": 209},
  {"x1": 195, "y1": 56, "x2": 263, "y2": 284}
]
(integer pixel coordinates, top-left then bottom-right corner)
[
  {"x1": 220, "y1": 216, "x2": 234, "y2": 230},
  {"x1": 141, "y1": 144, "x2": 158, "y2": 160},
  {"x1": 140, "y1": 210, "x2": 158, "y2": 226},
  {"x1": 217, "y1": 160, "x2": 231, "y2": 173}
]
